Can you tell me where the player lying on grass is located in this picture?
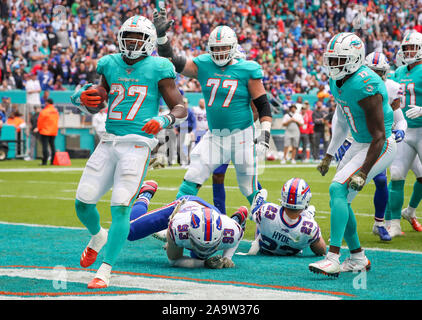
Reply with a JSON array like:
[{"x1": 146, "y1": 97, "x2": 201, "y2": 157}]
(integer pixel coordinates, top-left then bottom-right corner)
[
  {"x1": 239, "y1": 178, "x2": 326, "y2": 257},
  {"x1": 127, "y1": 180, "x2": 247, "y2": 269}
]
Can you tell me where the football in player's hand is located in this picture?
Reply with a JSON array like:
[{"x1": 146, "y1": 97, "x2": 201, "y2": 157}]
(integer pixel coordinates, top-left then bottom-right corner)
[{"x1": 84, "y1": 85, "x2": 108, "y2": 114}]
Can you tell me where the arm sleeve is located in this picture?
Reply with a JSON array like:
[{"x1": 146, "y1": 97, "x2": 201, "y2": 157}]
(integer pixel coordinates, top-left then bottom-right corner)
[
  {"x1": 393, "y1": 108, "x2": 408, "y2": 131},
  {"x1": 168, "y1": 256, "x2": 205, "y2": 268},
  {"x1": 326, "y1": 105, "x2": 351, "y2": 156}
]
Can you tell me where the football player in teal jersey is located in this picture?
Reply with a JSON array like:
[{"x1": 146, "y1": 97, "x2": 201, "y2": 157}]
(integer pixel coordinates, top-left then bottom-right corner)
[
  {"x1": 308, "y1": 32, "x2": 397, "y2": 277},
  {"x1": 70, "y1": 15, "x2": 187, "y2": 289},
  {"x1": 151, "y1": 6, "x2": 272, "y2": 207},
  {"x1": 386, "y1": 31, "x2": 422, "y2": 236}
]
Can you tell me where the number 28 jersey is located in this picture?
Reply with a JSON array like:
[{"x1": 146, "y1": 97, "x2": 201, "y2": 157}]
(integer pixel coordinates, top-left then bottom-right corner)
[
  {"x1": 193, "y1": 54, "x2": 263, "y2": 133},
  {"x1": 96, "y1": 53, "x2": 176, "y2": 137},
  {"x1": 252, "y1": 202, "x2": 321, "y2": 256}
]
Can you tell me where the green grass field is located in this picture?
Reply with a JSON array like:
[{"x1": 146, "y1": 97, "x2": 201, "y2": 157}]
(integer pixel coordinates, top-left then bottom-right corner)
[{"x1": 1, "y1": 158, "x2": 422, "y2": 253}]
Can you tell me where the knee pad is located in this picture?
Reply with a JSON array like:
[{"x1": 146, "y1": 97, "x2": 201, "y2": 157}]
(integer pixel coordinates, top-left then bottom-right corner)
[
  {"x1": 390, "y1": 165, "x2": 407, "y2": 181},
  {"x1": 76, "y1": 182, "x2": 100, "y2": 204},
  {"x1": 373, "y1": 172, "x2": 387, "y2": 188},
  {"x1": 111, "y1": 187, "x2": 132, "y2": 206}
]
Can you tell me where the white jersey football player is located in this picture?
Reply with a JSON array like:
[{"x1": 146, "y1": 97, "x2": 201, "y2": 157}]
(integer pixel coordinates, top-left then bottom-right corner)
[
  {"x1": 241, "y1": 178, "x2": 326, "y2": 257},
  {"x1": 191, "y1": 98, "x2": 208, "y2": 144},
  {"x1": 166, "y1": 199, "x2": 245, "y2": 268}
]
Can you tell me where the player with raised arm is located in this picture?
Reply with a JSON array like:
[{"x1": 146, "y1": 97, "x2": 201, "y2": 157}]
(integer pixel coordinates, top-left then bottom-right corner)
[
  {"x1": 308, "y1": 33, "x2": 397, "y2": 277},
  {"x1": 70, "y1": 15, "x2": 187, "y2": 289},
  {"x1": 385, "y1": 31, "x2": 422, "y2": 236},
  {"x1": 152, "y1": 6, "x2": 272, "y2": 207},
  {"x1": 127, "y1": 181, "x2": 247, "y2": 269},
  {"x1": 241, "y1": 178, "x2": 326, "y2": 257}
]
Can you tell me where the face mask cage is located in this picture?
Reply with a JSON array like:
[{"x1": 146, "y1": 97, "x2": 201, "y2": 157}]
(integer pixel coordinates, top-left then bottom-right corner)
[
  {"x1": 209, "y1": 44, "x2": 236, "y2": 66},
  {"x1": 401, "y1": 43, "x2": 422, "y2": 64},
  {"x1": 118, "y1": 31, "x2": 152, "y2": 58}
]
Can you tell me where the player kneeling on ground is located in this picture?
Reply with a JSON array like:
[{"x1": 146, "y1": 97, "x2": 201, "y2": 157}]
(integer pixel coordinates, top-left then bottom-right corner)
[
  {"x1": 241, "y1": 178, "x2": 326, "y2": 257},
  {"x1": 127, "y1": 180, "x2": 247, "y2": 269}
]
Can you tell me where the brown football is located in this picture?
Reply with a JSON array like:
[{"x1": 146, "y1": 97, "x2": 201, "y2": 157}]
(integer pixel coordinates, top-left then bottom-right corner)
[{"x1": 85, "y1": 85, "x2": 108, "y2": 114}]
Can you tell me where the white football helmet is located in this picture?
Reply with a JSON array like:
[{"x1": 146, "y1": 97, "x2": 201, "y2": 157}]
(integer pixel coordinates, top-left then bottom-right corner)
[
  {"x1": 365, "y1": 52, "x2": 390, "y2": 79},
  {"x1": 233, "y1": 44, "x2": 246, "y2": 60},
  {"x1": 396, "y1": 49, "x2": 405, "y2": 67},
  {"x1": 118, "y1": 15, "x2": 157, "y2": 59},
  {"x1": 280, "y1": 178, "x2": 312, "y2": 210},
  {"x1": 188, "y1": 207, "x2": 223, "y2": 259},
  {"x1": 323, "y1": 32, "x2": 365, "y2": 80},
  {"x1": 400, "y1": 30, "x2": 422, "y2": 65},
  {"x1": 208, "y1": 25, "x2": 238, "y2": 66}
]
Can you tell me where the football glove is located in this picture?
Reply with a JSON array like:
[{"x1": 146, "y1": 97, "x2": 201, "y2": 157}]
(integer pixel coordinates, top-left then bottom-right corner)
[
  {"x1": 405, "y1": 105, "x2": 422, "y2": 119},
  {"x1": 153, "y1": 6, "x2": 174, "y2": 38},
  {"x1": 141, "y1": 115, "x2": 173, "y2": 135},
  {"x1": 392, "y1": 129, "x2": 405, "y2": 142},
  {"x1": 204, "y1": 255, "x2": 235, "y2": 269},
  {"x1": 254, "y1": 130, "x2": 270, "y2": 158},
  {"x1": 348, "y1": 171, "x2": 367, "y2": 191},
  {"x1": 81, "y1": 88, "x2": 103, "y2": 108},
  {"x1": 251, "y1": 189, "x2": 268, "y2": 217},
  {"x1": 317, "y1": 154, "x2": 333, "y2": 176},
  {"x1": 335, "y1": 139, "x2": 352, "y2": 162}
]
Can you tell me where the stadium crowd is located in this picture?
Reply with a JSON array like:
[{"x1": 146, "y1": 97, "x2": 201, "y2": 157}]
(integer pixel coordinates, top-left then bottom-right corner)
[{"x1": 0, "y1": 0, "x2": 422, "y2": 161}]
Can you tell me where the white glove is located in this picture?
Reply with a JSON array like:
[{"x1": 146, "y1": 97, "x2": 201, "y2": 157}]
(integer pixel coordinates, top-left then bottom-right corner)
[{"x1": 405, "y1": 105, "x2": 422, "y2": 119}]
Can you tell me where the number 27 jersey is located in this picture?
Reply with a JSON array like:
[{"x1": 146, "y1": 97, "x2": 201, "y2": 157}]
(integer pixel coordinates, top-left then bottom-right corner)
[{"x1": 97, "y1": 53, "x2": 176, "y2": 137}]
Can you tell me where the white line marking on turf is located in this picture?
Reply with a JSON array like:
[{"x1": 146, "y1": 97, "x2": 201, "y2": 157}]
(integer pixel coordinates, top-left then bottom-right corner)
[{"x1": 0, "y1": 268, "x2": 339, "y2": 300}]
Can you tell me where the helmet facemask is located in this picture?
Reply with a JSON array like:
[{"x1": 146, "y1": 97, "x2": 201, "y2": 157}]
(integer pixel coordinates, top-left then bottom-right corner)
[
  {"x1": 401, "y1": 43, "x2": 422, "y2": 65},
  {"x1": 209, "y1": 43, "x2": 237, "y2": 66},
  {"x1": 323, "y1": 54, "x2": 361, "y2": 80},
  {"x1": 118, "y1": 31, "x2": 155, "y2": 59}
]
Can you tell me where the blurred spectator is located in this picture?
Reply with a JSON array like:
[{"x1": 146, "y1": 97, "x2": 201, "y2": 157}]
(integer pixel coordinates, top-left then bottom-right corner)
[
  {"x1": 6, "y1": 109, "x2": 26, "y2": 155},
  {"x1": 25, "y1": 73, "x2": 42, "y2": 110},
  {"x1": 37, "y1": 98, "x2": 59, "y2": 166},
  {"x1": 37, "y1": 63, "x2": 54, "y2": 91},
  {"x1": 281, "y1": 94, "x2": 295, "y2": 112},
  {"x1": 281, "y1": 104, "x2": 304, "y2": 164},
  {"x1": 298, "y1": 101, "x2": 313, "y2": 163},
  {"x1": 175, "y1": 98, "x2": 196, "y2": 167},
  {"x1": 0, "y1": 102, "x2": 6, "y2": 123},
  {"x1": 29, "y1": 105, "x2": 41, "y2": 160},
  {"x1": 312, "y1": 100, "x2": 328, "y2": 161}
]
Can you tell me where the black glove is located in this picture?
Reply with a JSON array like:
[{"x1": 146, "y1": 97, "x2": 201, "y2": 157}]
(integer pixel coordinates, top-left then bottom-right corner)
[{"x1": 152, "y1": 6, "x2": 174, "y2": 38}]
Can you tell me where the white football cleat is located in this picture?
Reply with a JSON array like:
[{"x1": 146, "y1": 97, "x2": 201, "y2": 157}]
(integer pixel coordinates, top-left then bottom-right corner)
[
  {"x1": 340, "y1": 251, "x2": 371, "y2": 273},
  {"x1": 387, "y1": 219, "x2": 404, "y2": 238},
  {"x1": 309, "y1": 252, "x2": 340, "y2": 277}
]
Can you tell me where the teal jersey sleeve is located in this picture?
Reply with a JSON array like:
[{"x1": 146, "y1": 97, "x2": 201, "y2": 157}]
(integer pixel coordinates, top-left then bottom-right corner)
[
  {"x1": 96, "y1": 55, "x2": 109, "y2": 76},
  {"x1": 192, "y1": 54, "x2": 256, "y2": 132},
  {"x1": 155, "y1": 57, "x2": 176, "y2": 81},
  {"x1": 329, "y1": 65, "x2": 393, "y2": 143},
  {"x1": 392, "y1": 64, "x2": 422, "y2": 128}
]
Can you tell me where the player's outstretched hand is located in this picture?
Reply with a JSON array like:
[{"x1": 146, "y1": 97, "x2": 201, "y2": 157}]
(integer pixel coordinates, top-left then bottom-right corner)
[
  {"x1": 81, "y1": 89, "x2": 102, "y2": 108},
  {"x1": 317, "y1": 154, "x2": 333, "y2": 176},
  {"x1": 405, "y1": 105, "x2": 422, "y2": 119},
  {"x1": 205, "y1": 255, "x2": 235, "y2": 269},
  {"x1": 348, "y1": 171, "x2": 367, "y2": 191},
  {"x1": 153, "y1": 5, "x2": 174, "y2": 38}
]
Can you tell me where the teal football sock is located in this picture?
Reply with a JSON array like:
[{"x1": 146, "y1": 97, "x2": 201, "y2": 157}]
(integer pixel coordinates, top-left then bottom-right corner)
[
  {"x1": 385, "y1": 181, "x2": 392, "y2": 221},
  {"x1": 343, "y1": 204, "x2": 361, "y2": 251},
  {"x1": 328, "y1": 182, "x2": 350, "y2": 248},
  {"x1": 409, "y1": 180, "x2": 422, "y2": 209},
  {"x1": 176, "y1": 180, "x2": 200, "y2": 199},
  {"x1": 75, "y1": 199, "x2": 101, "y2": 235},
  {"x1": 103, "y1": 205, "x2": 131, "y2": 266},
  {"x1": 389, "y1": 180, "x2": 405, "y2": 220}
]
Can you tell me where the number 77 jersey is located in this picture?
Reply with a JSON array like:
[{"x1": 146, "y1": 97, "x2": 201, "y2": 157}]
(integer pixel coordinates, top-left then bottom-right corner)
[
  {"x1": 329, "y1": 65, "x2": 394, "y2": 143},
  {"x1": 193, "y1": 54, "x2": 263, "y2": 132},
  {"x1": 96, "y1": 53, "x2": 176, "y2": 137}
]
